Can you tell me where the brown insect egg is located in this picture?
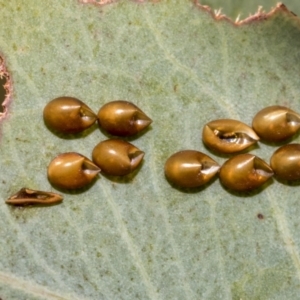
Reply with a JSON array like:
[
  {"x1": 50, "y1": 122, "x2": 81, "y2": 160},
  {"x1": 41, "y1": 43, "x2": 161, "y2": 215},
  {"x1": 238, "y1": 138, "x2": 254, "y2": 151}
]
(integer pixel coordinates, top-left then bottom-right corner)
[
  {"x1": 6, "y1": 188, "x2": 63, "y2": 206},
  {"x1": 219, "y1": 154, "x2": 273, "y2": 191},
  {"x1": 97, "y1": 100, "x2": 152, "y2": 136},
  {"x1": 92, "y1": 139, "x2": 144, "y2": 176},
  {"x1": 202, "y1": 119, "x2": 259, "y2": 153},
  {"x1": 43, "y1": 97, "x2": 97, "y2": 134},
  {"x1": 270, "y1": 144, "x2": 300, "y2": 180},
  {"x1": 252, "y1": 106, "x2": 300, "y2": 142},
  {"x1": 164, "y1": 150, "x2": 220, "y2": 188},
  {"x1": 47, "y1": 152, "x2": 100, "y2": 189}
]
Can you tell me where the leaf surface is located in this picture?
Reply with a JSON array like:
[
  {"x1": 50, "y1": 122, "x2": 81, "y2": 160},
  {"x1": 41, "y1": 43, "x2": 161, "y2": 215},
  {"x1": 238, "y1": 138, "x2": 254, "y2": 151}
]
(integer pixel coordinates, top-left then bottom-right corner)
[{"x1": 1, "y1": 1, "x2": 300, "y2": 299}]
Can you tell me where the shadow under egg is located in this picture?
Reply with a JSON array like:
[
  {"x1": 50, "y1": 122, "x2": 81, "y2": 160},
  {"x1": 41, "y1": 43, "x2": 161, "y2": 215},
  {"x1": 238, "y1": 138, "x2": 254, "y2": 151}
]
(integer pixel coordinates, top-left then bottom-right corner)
[
  {"x1": 202, "y1": 140, "x2": 260, "y2": 158},
  {"x1": 272, "y1": 176, "x2": 300, "y2": 186},
  {"x1": 98, "y1": 159, "x2": 145, "y2": 184},
  {"x1": 44, "y1": 120, "x2": 99, "y2": 140},
  {"x1": 48, "y1": 174, "x2": 100, "y2": 195},
  {"x1": 255, "y1": 130, "x2": 300, "y2": 147},
  {"x1": 218, "y1": 177, "x2": 274, "y2": 198},
  {"x1": 164, "y1": 171, "x2": 219, "y2": 194},
  {"x1": 97, "y1": 120, "x2": 153, "y2": 141}
]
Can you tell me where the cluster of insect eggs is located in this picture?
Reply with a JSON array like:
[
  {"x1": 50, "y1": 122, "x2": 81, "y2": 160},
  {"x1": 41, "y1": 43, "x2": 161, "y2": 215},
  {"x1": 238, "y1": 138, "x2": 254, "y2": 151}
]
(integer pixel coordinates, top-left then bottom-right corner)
[
  {"x1": 165, "y1": 105, "x2": 300, "y2": 191},
  {"x1": 43, "y1": 97, "x2": 152, "y2": 190}
]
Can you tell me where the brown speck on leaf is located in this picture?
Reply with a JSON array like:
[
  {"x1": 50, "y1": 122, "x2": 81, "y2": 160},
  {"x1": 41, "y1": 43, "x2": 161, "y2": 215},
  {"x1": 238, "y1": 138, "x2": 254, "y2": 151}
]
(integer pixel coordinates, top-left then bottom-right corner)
[
  {"x1": 15, "y1": 137, "x2": 29, "y2": 143},
  {"x1": 257, "y1": 213, "x2": 264, "y2": 219}
]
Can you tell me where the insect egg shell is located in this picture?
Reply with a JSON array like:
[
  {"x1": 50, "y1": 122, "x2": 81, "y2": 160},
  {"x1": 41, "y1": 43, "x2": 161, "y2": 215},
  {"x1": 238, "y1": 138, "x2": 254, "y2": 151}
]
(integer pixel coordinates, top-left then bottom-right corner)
[
  {"x1": 202, "y1": 119, "x2": 259, "y2": 153},
  {"x1": 43, "y1": 97, "x2": 97, "y2": 134},
  {"x1": 97, "y1": 100, "x2": 152, "y2": 136},
  {"x1": 252, "y1": 106, "x2": 300, "y2": 142},
  {"x1": 92, "y1": 139, "x2": 145, "y2": 176},
  {"x1": 164, "y1": 150, "x2": 220, "y2": 188},
  {"x1": 270, "y1": 144, "x2": 300, "y2": 181},
  {"x1": 219, "y1": 154, "x2": 273, "y2": 191},
  {"x1": 47, "y1": 152, "x2": 100, "y2": 189}
]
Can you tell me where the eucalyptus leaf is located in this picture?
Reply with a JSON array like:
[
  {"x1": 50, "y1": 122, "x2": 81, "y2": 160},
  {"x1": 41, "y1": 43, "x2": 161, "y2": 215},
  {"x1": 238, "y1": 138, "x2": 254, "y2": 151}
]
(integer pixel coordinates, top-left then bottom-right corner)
[{"x1": 1, "y1": 1, "x2": 300, "y2": 299}]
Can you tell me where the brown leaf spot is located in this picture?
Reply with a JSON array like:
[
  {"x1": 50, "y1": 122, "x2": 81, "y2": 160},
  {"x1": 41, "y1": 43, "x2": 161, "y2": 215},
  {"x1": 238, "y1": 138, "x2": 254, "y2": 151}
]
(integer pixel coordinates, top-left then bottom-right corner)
[{"x1": 257, "y1": 213, "x2": 264, "y2": 220}]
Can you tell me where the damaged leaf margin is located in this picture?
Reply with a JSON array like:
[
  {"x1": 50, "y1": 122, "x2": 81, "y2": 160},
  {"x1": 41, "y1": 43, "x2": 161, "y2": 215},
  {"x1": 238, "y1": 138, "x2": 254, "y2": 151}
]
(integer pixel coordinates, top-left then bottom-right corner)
[
  {"x1": 0, "y1": 53, "x2": 12, "y2": 121},
  {"x1": 79, "y1": 0, "x2": 300, "y2": 26},
  {"x1": 78, "y1": 0, "x2": 161, "y2": 6},
  {"x1": 194, "y1": 1, "x2": 300, "y2": 25}
]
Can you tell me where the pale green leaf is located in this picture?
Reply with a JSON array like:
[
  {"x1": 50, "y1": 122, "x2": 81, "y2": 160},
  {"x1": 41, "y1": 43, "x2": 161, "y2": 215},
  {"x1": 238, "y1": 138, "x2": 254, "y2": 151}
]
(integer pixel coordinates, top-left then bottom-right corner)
[{"x1": 1, "y1": 1, "x2": 300, "y2": 299}]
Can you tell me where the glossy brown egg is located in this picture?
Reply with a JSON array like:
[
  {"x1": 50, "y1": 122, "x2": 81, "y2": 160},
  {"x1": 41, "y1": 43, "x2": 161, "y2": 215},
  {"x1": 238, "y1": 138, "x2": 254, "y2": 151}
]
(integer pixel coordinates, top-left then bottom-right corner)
[
  {"x1": 43, "y1": 97, "x2": 97, "y2": 134},
  {"x1": 47, "y1": 152, "x2": 100, "y2": 189},
  {"x1": 202, "y1": 119, "x2": 259, "y2": 153},
  {"x1": 97, "y1": 100, "x2": 152, "y2": 136},
  {"x1": 270, "y1": 144, "x2": 300, "y2": 180},
  {"x1": 164, "y1": 150, "x2": 220, "y2": 188},
  {"x1": 92, "y1": 139, "x2": 144, "y2": 176},
  {"x1": 252, "y1": 106, "x2": 300, "y2": 142},
  {"x1": 219, "y1": 154, "x2": 273, "y2": 191},
  {"x1": 6, "y1": 188, "x2": 63, "y2": 205}
]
